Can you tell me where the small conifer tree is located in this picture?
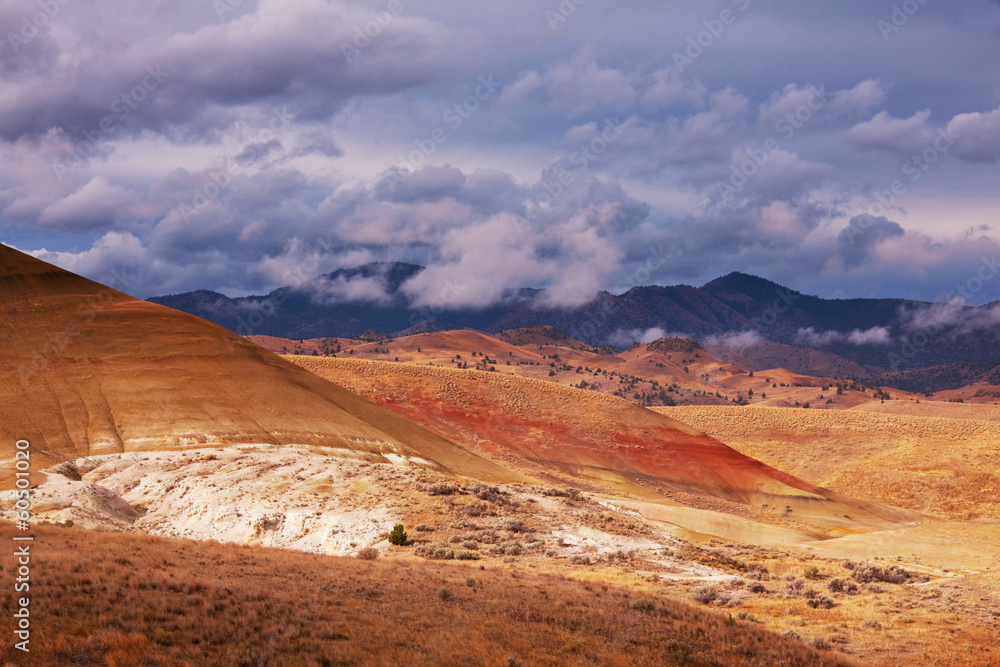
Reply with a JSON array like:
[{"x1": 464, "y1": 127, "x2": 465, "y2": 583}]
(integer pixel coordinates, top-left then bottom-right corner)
[{"x1": 388, "y1": 523, "x2": 407, "y2": 546}]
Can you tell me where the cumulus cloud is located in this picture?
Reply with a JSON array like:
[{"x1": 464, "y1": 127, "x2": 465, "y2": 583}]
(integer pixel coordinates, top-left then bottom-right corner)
[
  {"x1": 758, "y1": 79, "x2": 888, "y2": 128},
  {"x1": 835, "y1": 215, "x2": 905, "y2": 268},
  {"x1": 847, "y1": 104, "x2": 1000, "y2": 164},
  {"x1": 946, "y1": 106, "x2": 1000, "y2": 163},
  {"x1": 26, "y1": 231, "x2": 147, "y2": 286},
  {"x1": 36, "y1": 177, "x2": 139, "y2": 232},
  {"x1": 847, "y1": 110, "x2": 935, "y2": 155}
]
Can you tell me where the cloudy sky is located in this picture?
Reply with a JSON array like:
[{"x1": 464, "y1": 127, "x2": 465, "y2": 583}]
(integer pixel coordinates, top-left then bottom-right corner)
[{"x1": 2, "y1": 0, "x2": 999, "y2": 307}]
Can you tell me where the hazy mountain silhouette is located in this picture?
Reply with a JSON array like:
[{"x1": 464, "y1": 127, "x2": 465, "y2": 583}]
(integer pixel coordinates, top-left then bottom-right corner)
[{"x1": 150, "y1": 264, "x2": 1000, "y2": 391}]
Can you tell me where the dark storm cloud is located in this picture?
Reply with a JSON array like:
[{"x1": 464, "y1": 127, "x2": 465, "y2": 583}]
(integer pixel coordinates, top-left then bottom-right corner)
[
  {"x1": 0, "y1": 0, "x2": 468, "y2": 142},
  {"x1": 836, "y1": 215, "x2": 906, "y2": 268},
  {"x1": 2, "y1": 0, "x2": 999, "y2": 308}
]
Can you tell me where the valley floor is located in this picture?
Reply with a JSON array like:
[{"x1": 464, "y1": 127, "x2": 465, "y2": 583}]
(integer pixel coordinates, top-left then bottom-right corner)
[{"x1": 3, "y1": 443, "x2": 998, "y2": 665}]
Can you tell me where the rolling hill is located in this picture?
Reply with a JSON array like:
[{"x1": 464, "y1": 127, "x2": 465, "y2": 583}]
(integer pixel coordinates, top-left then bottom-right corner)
[
  {"x1": 0, "y1": 244, "x2": 516, "y2": 483},
  {"x1": 288, "y1": 355, "x2": 923, "y2": 538}
]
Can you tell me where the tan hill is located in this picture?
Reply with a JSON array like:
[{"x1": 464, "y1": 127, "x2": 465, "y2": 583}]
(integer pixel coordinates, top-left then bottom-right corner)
[
  {"x1": 0, "y1": 244, "x2": 516, "y2": 484},
  {"x1": 252, "y1": 329, "x2": 913, "y2": 410},
  {"x1": 704, "y1": 340, "x2": 875, "y2": 381},
  {"x1": 495, "y1": 324, "x2": 584, "y2": 346},
  {"x1": 655, "y1": 405, "x2": 1000, "y2": 521},
  {"x1": 288, "y1": 356, "x2": 922, "y2": 537}
]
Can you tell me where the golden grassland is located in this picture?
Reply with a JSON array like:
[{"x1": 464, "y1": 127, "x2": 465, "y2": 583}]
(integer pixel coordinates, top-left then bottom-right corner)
[
  {"x1": 655, "y1": 405, "x2": 1000, "y2": 520},
  {"x1": 0, "y1": 522, "x2": 849, "y2": 667}
]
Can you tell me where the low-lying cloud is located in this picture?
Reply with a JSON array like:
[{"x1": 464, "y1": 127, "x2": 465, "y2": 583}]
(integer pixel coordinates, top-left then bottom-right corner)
[
  {"x1": 607, "y1": 327, "x2": 671, "y2": 348},
  {"x1": 796, "y1": 326, "x2": 893, "y2": 346},
  {"x1": 899, "y1": 301, "x2": 1000, "y2": 339},
  {"x1": 702, "y1": 330, "x2": 764, "y2": 351}
]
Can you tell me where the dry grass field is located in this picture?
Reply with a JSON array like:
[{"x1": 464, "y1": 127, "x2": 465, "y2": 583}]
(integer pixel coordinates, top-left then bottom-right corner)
[
  {"x1": 0, "y1": 522, "x2": 851, "y2": 667},
  {"x1": 655, "y1": 405, "x2": 1000, "y2": 520}
]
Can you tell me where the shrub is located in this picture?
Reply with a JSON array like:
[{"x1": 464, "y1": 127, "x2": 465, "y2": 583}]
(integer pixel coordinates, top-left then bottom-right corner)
[
  {"x1": 785, "y1": 579, "x2": 805, "y2": 596},
  {"x1": 152, "y1": 627, "x2": 173, "y2": 646},
  {"x1": 388, "y1": 524, "x2": 408, "y2": 546},
  {"x1": 470, "y1": 484, "x2": 504, "y2": 503},
  {"x1": 660, "y1": 638, "x2": 693, "y2": 663},
  {"x1": 356, "y1": 548, "x2": 379, "y2": 560},
  {"x1": 827, "y1": 578, "x2": 857, "y2": 594},
  {"x1": 426, "y1": 483, "x2": 457, "y2": 496},
  {"x1": 503, "y1": 519, "x2": 526, "y2": 533},
  {"x1": 629, "y1": 597, "x2": 656, "y2": 613},
  {"x1": 415, "y1": 544, "x2": 455, "y2": 560},
  {"x1": 456, "y1": 550, "x2": 479, "y2": 561},
  {"x1": 747, "y1": 582, "x2": 767, "y2": 594},
  {"x1": 437, "y1": 587, "x2": 453, "y2": 601},
  {"x1": 692, "y1": 585, "x2": 718, "y2": 604},
  {"x1": 852, "y1": 563, "x2": 910, "y2": 584},
  {"x1": 806, "y1": 596, "x2": 834, "y2": 609},
  {"x1": 810, "y1": 637, "x2": 830, "y2": 651},
  {"x1": 803, "y1": 565, "x2": 820, "y2": 580},
  {"x1": 464, "y1": 502, "x2": 489, "y2": 517}
]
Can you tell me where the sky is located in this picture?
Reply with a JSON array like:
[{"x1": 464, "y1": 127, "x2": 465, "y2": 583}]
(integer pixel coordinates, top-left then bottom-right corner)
[{"x1": 1, "y1": 0, "x2": 999, "y2": 308}]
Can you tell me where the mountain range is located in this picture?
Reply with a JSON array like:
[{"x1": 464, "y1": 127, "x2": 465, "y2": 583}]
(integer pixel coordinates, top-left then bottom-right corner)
[{"x1": 149, "y1": 262, "x2": 1000, "y2": 392}]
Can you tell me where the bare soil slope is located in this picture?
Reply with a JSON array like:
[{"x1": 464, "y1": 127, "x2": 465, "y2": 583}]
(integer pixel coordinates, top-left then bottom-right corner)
[{"x1": 0, "y1": 244, "x2": 514, "y2": 483}]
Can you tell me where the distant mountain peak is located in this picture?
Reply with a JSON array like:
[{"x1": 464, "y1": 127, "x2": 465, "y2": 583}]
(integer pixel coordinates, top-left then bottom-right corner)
[
  {"x1": 701, "y1": 272, "x2": 803, "y2": 304},
  {"x1": 702, "y1": 271, "x2": 790, "y2": 292},
  {"x1": 319, "y1": 261, "x2": 425, "y2": 282}
]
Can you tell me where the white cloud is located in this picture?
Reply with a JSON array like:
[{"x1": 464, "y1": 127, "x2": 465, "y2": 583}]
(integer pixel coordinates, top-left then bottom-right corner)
[
  {"x1": 847, "y1": 109, "x2": 934, "y2": 155},
  {"x1": 37, "y1": 177, "x2": 138, "y2": 232},
  {"x1": 702, "y1": 330, "x2": 763, "y2": 350},
  {"x1": 796, "y1": 325, "x2": 893, "y2": 346},
  {"x1": 607, "y1": 327, "x2": 668, "y2": 347},
  {"x1": 947, "y1": 105, "x2": 1000, "y2": 163}
]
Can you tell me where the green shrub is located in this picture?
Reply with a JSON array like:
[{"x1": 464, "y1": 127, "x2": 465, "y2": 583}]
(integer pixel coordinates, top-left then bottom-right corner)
[{"x1": 388, "y1": 524, "x2": 408, "y2": 546}]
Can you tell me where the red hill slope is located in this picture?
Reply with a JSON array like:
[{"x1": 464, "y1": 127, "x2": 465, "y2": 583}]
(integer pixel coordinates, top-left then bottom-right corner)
[{"x1": 290, "y1": 356, "x2": 922, "y2": 534}]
